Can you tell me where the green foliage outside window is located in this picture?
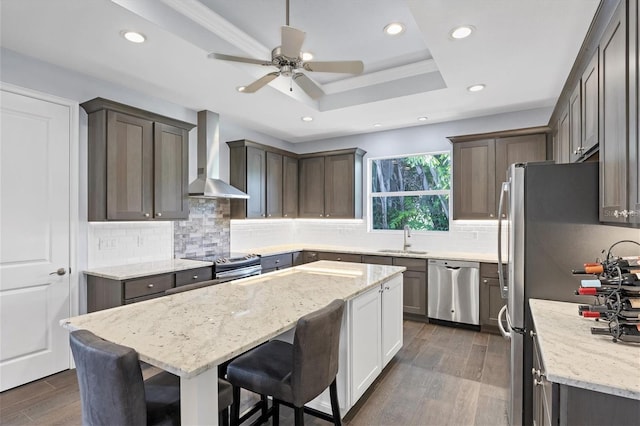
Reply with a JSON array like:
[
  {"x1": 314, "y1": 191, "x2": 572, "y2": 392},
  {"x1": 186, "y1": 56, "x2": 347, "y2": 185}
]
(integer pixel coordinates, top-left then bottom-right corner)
[{"x1": 371, "y1": 153, "x2": 450, "y2": 231}]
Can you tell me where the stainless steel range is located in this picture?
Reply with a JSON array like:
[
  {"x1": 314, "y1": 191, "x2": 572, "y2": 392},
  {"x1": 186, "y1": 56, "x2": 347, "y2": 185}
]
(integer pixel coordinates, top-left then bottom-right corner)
[{"x1": 184, "y1": 253, "x2": 261, "y2": 283}]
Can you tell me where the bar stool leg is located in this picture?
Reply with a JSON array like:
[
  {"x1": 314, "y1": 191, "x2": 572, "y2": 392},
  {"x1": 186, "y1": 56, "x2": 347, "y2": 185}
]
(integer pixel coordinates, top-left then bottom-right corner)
[
  {"x1": 231, "y1": 386, "x2": 241, "y2": 426},
  {"x1": 260, "y1": 395, "x2": 269, "y2": 423},
  {"x1": 294, "y1": 406, "x2": 305, "y2": 426},
  {"x1": 329, "y1": 379, "x2": 342, "y2": 426},
  {"x1": 272, "y1": 399, "x2": 280, "y2": 426}
]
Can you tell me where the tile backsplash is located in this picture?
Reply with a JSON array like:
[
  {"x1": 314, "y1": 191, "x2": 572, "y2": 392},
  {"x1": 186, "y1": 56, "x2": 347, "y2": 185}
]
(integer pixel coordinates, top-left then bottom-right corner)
[
  {"x1": 173, "y1": 198, "x2": 231, "y2": 258},
  {"x1": 87, "y1": 221, "x2": 174, "y2": 268}
]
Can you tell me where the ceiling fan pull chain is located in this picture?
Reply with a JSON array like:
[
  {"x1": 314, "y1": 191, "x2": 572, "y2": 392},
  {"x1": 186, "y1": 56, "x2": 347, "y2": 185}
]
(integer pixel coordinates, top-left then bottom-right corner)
[{"x1": 290, "y1": 77, "x2": 293, "y2": 92}]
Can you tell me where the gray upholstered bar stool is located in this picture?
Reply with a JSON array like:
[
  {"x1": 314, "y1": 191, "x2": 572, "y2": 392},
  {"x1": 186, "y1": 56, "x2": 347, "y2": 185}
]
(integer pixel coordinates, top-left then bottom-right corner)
[
  {"x1": 227, "y1": 299, "x2": 345, "y2": 426},
  {"x1": 70, "y1": 330, "x2": 234, "y2": 426}
]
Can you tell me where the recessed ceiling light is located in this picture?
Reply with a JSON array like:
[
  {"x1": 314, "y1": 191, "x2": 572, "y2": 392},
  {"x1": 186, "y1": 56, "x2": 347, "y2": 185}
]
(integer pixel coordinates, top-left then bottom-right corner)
[
  {"x1": 450, "y1": 26, "x2": 474, "y2": 39},
  {"x1": 384, "y1": 22, "x2": 405, "y2": 36},
  {"x1": 467, "y1": 84, "x2": 486, "y2": 92},
  {"x1": 301, "y1": 116, "x2": 313, "y2": 122},
  {"x1": 417, "y1": 116, "x2": 428, "y2": 122},
  {"x1": 373, "y1": 123, "x2": 382, "y2": 128},
  {"x1": 302, "y1": 52, "x2": 314, "y2": 61},
  {"x1": 122, "y1": 31, "x2": 146, "y2": 43},
  {"x1": 237, "y1": 86, "x2": 246, "y2": 92}
]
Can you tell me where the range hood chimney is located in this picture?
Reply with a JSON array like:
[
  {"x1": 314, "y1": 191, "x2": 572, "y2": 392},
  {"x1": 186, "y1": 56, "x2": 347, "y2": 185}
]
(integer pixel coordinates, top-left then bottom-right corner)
[{"x1": 188, "y1": 110, "x2": 249, "y2": 199}]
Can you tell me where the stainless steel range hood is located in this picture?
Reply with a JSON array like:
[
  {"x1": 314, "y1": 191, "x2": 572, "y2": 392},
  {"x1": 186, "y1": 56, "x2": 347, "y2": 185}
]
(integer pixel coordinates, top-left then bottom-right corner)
[{"x1": 188, "y1": 110, "x2": 249, "y2": 199}]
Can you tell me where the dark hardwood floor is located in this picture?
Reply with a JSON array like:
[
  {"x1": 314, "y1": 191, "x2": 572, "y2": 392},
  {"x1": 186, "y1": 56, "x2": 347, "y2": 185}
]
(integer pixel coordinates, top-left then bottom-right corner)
[{"x1": 0, "y1": 321, "x2": 509, "y2": 425}]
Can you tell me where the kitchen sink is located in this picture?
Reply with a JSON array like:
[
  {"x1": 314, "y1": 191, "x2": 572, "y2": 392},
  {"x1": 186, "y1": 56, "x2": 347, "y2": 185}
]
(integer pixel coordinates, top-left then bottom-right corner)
[{"x1": 377, "y1": 249, "x2": 428, "y2": 255}]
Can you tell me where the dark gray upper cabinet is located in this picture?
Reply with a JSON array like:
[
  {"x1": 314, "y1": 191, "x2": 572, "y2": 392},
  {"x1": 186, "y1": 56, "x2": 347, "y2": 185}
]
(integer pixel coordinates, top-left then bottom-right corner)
[
  {"x1": 451, "y1": 129, "x2": 547, "y2": 220},
  {"x1": 298, "y1": 148, "x2": 366, "y2": 219},
  {"x1": 581, "y1": 50, "x2": 600, "y2": 156},
  {"x1": 631, "y1": 0, "x2": 639, "y2": 225},
  {"x1": 452, "y1": 139, "x2": 496, "y2": 220},
  {"x1": 82, "y1": 98, "x2": 193, "y2": 221},
  {"x1": 556, "y1": 105, "x2": 570, "y2": 163},
  {"x1": 227, "y1": 140, "x2": 296, "y2": 219},
  {"x1": 282, "y1": 155, "x2": 298, "y2": 218},
  {"x1": 569, "y1": 84, "x2": 583, "y2": 162},
  {"x1": 266, "y1": 152, "x2": 283, "y2": 218},
  {"x1": 599, "y1": 1, "x2": 629, "y2": 223}
]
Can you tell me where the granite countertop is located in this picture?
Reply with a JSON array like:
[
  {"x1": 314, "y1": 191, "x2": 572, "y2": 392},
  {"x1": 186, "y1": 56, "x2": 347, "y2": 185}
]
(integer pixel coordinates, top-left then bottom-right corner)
[
  {"x1": 247, "y1": 244, "x2": 500, "y2": 263},
  {"x1": 84, "y1": 259, "x2": 212, "y2": 280},
  {"x1": 529, "y1": 299, "x2": 640, "y2": 400},
  {"x1": 63, "y1": 261, "x2": 405, "y2": 378}
]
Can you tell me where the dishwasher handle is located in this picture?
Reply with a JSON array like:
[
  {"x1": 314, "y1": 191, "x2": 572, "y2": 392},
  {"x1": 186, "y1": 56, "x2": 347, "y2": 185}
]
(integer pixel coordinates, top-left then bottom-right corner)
[{"x1": 445, "y1": 266, "x2": 461, "y2": 270}]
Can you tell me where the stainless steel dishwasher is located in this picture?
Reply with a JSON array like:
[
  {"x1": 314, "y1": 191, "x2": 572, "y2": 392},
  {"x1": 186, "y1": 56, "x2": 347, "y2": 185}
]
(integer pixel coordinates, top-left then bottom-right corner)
[{"x1": 428, "y1": 259, "x2": 480, "y2": 325}]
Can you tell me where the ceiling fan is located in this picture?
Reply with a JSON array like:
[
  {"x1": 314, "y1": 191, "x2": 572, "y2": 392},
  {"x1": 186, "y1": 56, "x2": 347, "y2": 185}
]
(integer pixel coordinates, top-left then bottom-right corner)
[{"x1": 208, "y1": 0, "x2": 364, "y2": 99}]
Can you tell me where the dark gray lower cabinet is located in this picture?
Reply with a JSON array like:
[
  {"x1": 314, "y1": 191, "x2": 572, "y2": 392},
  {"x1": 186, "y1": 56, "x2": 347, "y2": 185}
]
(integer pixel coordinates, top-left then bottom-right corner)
[
  {"x1": 392, "y1": 257, "x2": 428, "y2": 319},
  {"x1": 480, "y1": 263, "x2": 505, "y2": 334},
  {"x1": 87, "y1": 266, "x2": 213, "y2": 312},
  {"x1": 532, "y1": 328, "x2": 638, "y2": 425},
  {"x1": 261, "y1": 253, "x2": 293, "y2": 273},
  {"x1": 317, "y1": 252, "x2": 362, "y2": 262}
]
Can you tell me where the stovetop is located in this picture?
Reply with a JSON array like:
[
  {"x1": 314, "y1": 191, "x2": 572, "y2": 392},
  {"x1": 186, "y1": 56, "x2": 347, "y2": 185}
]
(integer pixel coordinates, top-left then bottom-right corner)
[{"x1": 182, "y1": 252, "x2": 259, "y2": 265}]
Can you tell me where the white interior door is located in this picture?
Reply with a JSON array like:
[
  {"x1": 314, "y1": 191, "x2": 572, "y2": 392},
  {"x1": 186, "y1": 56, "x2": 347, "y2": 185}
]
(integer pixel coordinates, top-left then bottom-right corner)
[{"x1": 0, "y1": 89, "x2": 71, "y2": 391}]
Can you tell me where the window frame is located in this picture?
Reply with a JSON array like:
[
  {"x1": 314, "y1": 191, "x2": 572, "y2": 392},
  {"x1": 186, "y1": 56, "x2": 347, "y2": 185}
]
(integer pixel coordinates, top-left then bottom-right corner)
[{"x1": 367, "y1": 150, "x2": 451, "y2": 233}]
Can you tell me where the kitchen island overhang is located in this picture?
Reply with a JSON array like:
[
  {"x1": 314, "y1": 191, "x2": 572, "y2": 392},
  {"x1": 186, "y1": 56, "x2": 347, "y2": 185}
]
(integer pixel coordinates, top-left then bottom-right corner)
[{"x1": 61, "y1": 261, "x2": 406, "y2": 425}]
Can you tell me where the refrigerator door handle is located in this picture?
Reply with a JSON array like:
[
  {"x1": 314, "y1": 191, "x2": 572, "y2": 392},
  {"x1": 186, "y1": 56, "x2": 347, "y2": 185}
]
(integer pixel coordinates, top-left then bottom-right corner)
[
  {"x1": 497, "y1": 180, "x2": 509, "y2": 299},
  {"x1": 497, "y1": 305, "x2": 511, "y2": 339}
]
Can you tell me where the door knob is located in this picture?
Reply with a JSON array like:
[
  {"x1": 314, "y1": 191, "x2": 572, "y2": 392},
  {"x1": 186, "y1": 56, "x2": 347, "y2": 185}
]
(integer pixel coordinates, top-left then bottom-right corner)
[{"x1": 49, "y1": 268, "x2": 67, "y2": 276}]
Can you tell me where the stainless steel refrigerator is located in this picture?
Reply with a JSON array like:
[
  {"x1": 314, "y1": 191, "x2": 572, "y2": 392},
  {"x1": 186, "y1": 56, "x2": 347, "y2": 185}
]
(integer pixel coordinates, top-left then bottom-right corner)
[{"x1": 496, "y1": 161, "x2": 638, "y2": 426}]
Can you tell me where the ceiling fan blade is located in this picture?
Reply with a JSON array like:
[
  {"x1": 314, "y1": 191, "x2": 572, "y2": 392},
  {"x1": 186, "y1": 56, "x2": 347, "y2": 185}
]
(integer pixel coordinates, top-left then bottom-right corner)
[
  {"x1": 281, "y1": 26, "x2": 305, "y2": 58},
  {"x1": 303, "y1": 60, "x2": 364, "y2": 74},
  {"x1": 209, "y1": 53, "x2": 272, "y2": 66},
  {"x1": 292, "y1": 73, "x2": 324, "y2": 99},
  {"x1": 243, "y1": 72, "x2": 280, "y2": 93}
]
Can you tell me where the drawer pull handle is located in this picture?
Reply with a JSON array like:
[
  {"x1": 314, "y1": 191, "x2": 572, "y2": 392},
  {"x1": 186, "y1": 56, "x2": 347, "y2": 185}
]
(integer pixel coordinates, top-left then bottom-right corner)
[
  {"x1": 337, "y1": 257, "x2": 342, "y2": 261},
  {"x1": 147, "y1": 284, "x2": 154, "y2": 288},
  {"x1": 192, "y1": 275, "x2": 198, "y2": 279},
  {"x1": 156, "y1": 212, "x2": 162, "y2": 217},
  {"x1": 144, "y1": 213, "x2": 150, "y2": 217},
  {"x1": 275, "y1": 260, "x2": 280, "y2": 263}
]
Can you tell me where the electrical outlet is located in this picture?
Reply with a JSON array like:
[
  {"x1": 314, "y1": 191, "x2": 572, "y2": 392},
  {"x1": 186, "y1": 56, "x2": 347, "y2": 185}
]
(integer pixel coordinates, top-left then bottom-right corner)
[{"x1": 98, "y1": 238, "x2": 117, "y2": 250}]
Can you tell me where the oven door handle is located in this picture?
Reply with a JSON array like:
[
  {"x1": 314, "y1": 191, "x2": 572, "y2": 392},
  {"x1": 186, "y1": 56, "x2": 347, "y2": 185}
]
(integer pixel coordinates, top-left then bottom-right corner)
[{"x1": 215, "y1": 264, "x2": 262, "y2": 279}]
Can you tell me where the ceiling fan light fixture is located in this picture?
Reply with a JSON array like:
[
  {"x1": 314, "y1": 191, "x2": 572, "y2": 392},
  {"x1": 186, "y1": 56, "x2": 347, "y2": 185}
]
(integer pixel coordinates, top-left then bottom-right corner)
[
  {"x1": 301, "y1": 116, "x2": 313, "y2": 122},
  {"x1": 467, "y1": 84, "x2": 486, "y2": 92},
  {"x1": 121, "y1": 30, "x2": 146, "y2": 43},
  {"x1": 450, "y1": 26, "x2": 474, "y2": 39},
  {"x1": 302, "y1": 52, "x2": 314, "y2": 61},
  {"x1": 384, "y1": 22, "x2": 405, "y2": 36}
]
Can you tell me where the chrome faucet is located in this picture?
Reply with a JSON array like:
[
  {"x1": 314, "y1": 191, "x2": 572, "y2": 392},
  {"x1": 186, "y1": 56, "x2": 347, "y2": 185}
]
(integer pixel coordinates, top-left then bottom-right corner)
[{"x1": 403, "y1": 225, "x2": 411, "y2": 251}]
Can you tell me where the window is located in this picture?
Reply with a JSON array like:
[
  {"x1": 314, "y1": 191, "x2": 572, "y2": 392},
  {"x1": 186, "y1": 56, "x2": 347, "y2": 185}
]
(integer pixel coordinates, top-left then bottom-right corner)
[{"x1": 370, "y1": 152, "x2": 450, "y2": 231}]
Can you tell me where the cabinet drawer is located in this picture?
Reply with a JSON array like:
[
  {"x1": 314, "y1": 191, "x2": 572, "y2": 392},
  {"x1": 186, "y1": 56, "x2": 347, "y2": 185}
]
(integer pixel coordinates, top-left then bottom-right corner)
[
  {"x1": 393, "y1": 257, "x2": 427, "y2": 272},
  {"x1": 318, "y1": 252, "x2": 362, "y2": 262},
  {"x1": 480, "y1": 262, "x2": 507, "y2": 279},
  {"x1": 175, "y1": 267, "x2": 213, "y2": 287},
  {"x1": 261, "y1": 253, "x2": 293, "y2": 270},
  {"x1": 303, "y1": 251, "x2": 320, "y2": 263},
  {"x1": 124, "y1": 274, "x2": 174, "y2": 300},
  {"x1": 362, "y1": 255, "x2": 393, "y2": 265}
]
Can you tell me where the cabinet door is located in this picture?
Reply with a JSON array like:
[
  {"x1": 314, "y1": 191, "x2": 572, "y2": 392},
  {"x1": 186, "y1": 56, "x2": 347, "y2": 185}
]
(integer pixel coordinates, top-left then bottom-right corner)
[
  {"x1": 495, "y1": 134, "x2": 547, "y2": 218},
  {"x1": 154, "y1": 122, "x2": 189, "y2": 220},
  {"x1": 283, "y1": 155, "x2": 298, "y2": 218},
  {"x1": 266, "y1": 151, "x2": 283, "y2": 218},
  {"x1": 582, "y1": 50, "x2": 599, "y2": 155},
  {"x1": 402, "y1": 271, "x2": 426, "y2": 315},
  {"x1": 106, "y1": 111, "x2": 153, "y2": 220},
  {"x1": 324, "y1": 153, "x2": 355, "y2": 218},
  {"x1": 569, "y1": 84, "x2": 582, "y2": 162},
  {"x1": 350, "y1": 286, "x2": 381, "y2": 404},
  {"x1": 381, "y1": 276, "x2": 403, "y2": 367},
  {"x1": 599, "y1": 4, "x2": 628, "y2": 223},
  {"x1": 629, "y1": 0, "x2": 639, "y2": 225},
  {"x1": 480, "y1": 277, "x2": 504, "y2": 329},
  {"x1": 246, "y1": 147, "x2": 266, "y2": 218},
  {"x1": 298, "y1": 156, "x2": 325, "y2": 218},
  {"x1": 556, "y1": 107, "x2": 570, "y2": 164},
  {"x1": 453, "y1": 139, "x2": 496, "y2": 219}
]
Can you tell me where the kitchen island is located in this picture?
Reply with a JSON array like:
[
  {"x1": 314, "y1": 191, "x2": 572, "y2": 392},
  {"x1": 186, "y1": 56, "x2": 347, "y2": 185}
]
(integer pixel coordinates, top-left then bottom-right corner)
[
  {"x1": 62, "y1": 261, "x2": 405, "y2": 425},
  {"x1": 529, "y1": 299, "x2": 639, "y2": 425}
]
